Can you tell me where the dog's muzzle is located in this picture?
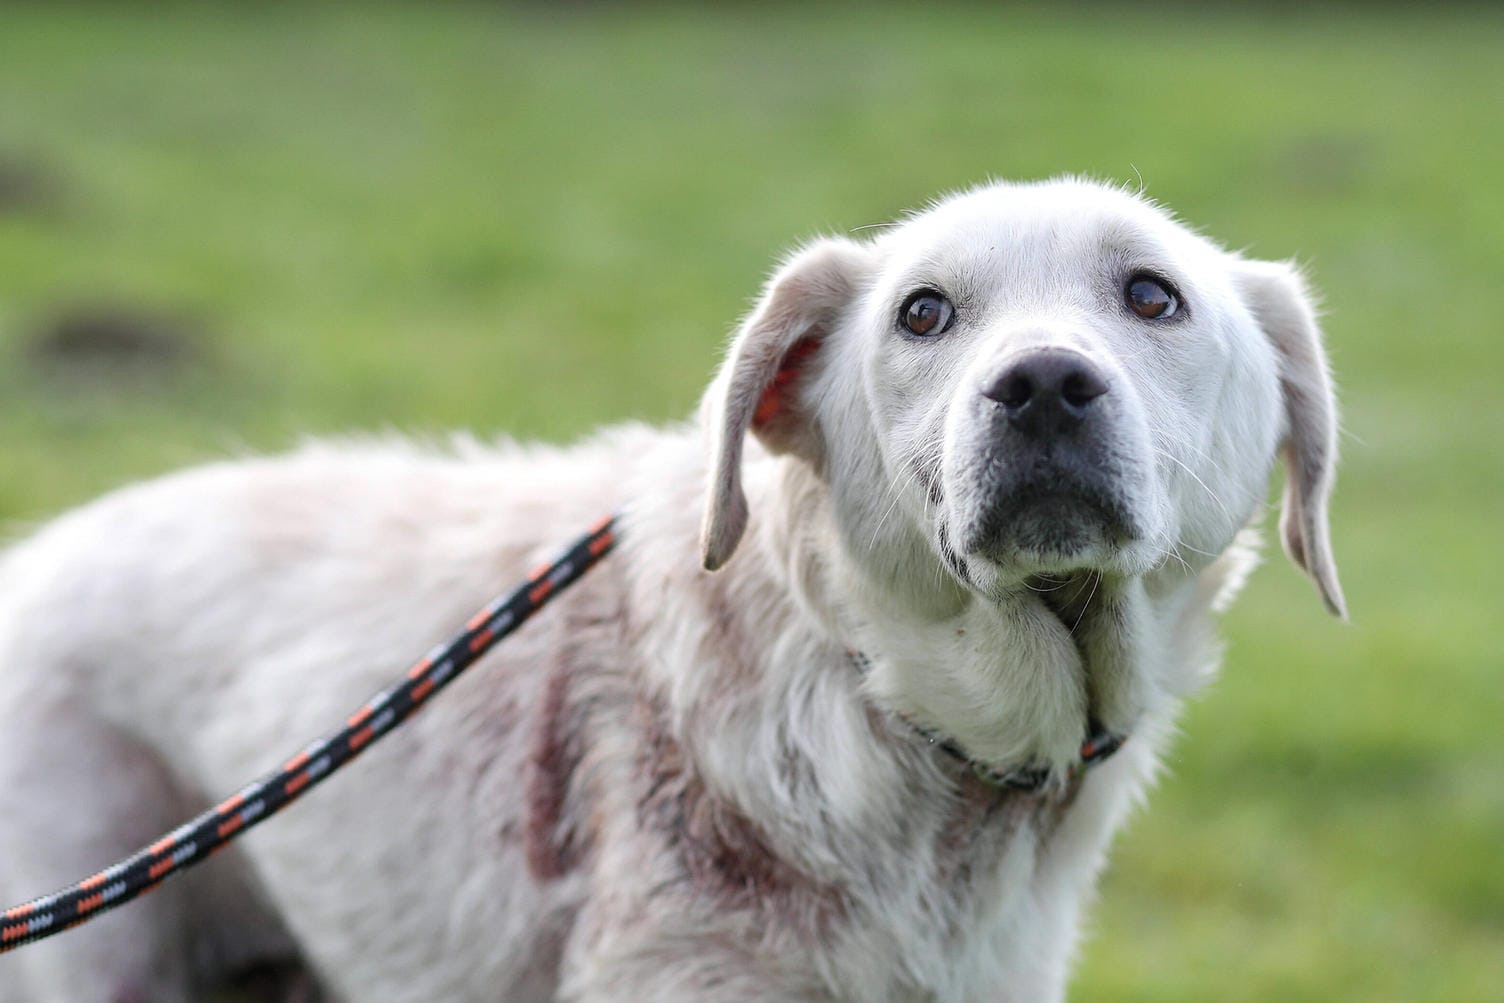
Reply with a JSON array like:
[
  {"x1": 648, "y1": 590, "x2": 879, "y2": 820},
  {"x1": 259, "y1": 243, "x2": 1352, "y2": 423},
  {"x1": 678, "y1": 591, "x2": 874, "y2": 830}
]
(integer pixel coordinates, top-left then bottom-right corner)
[{"x1": 952, "y1": 348, "x2": 1143, "y2": 566}]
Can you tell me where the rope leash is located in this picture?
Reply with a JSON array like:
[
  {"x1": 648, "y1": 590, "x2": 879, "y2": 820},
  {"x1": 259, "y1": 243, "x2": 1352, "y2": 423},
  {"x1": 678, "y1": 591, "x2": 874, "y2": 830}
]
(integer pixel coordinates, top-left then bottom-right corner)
[{"x1": 0, "y1": 516, "x2": 618, "y2": 954}]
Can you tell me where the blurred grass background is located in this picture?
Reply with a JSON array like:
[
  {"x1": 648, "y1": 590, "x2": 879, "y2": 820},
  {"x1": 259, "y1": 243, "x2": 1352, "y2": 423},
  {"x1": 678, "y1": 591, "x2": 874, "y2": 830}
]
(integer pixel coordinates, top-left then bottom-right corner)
[{"x1": 1, "y1": 3, "x2": 1500, "y2": 999}]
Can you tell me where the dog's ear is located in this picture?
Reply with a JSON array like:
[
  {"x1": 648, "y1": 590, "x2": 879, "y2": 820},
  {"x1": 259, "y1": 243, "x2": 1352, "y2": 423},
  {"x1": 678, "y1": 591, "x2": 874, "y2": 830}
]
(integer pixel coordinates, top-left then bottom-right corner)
[
  {"x1": 700, "y1": 237, "x2": 871, "y2": 571},
  {"x1": 1233, "y1": 259, "x2": 1347, "y2": 620}
]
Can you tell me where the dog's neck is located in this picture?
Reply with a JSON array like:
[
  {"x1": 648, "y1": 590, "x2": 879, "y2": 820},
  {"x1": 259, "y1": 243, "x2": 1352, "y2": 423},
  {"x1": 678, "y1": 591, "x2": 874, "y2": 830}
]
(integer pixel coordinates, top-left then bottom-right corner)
[{"x1": 845, "y1": 647, "x2": 1126, "y2": 792}]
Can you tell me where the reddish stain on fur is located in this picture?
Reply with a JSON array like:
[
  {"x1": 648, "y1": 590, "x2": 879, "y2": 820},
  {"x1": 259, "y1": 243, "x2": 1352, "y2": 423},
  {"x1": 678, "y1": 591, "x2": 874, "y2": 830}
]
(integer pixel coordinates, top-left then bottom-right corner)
[
  {"x1": 524, "y1": 657, "x2": 583, "y2": 881},
  {"x1": 931, "y1": 770, "x2": 1087, "y2": 901},
  {"x1": 634, "y1": 696, "x2": 845, "y2": 932},
  {"x1": 931, "y1": 773, "x2": 1019, "y2": 891},
  {"x1": 521, "y1": 570, "x2": 627, "y2": 881},
  {"x1": 1031, "y1": 774, "x2": 1086, "y2": 847}
]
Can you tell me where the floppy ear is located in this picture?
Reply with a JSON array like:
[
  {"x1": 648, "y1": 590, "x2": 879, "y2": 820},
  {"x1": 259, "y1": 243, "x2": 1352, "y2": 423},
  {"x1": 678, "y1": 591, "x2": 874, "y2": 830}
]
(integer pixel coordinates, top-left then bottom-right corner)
[
  {"x1": 1233, "y1": 259, "x2": 1347, "y2": 620},
  {"x1": 699, "y1": 237, "x2": 870, "y2": 571}
]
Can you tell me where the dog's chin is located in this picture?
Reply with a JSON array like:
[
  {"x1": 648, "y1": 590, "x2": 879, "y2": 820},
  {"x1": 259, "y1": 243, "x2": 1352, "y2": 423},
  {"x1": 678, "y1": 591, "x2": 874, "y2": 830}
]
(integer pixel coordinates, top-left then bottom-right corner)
[{"x1": 953, "y1": 491, "x2": 1140, "y2": 579}]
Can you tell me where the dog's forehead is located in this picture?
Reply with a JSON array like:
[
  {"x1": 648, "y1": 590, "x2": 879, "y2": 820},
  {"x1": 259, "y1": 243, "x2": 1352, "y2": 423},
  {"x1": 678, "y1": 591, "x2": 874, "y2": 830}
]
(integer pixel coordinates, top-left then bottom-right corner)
[{"x1": 875, "y1": 179, "x2": 1216, "y2": 283}]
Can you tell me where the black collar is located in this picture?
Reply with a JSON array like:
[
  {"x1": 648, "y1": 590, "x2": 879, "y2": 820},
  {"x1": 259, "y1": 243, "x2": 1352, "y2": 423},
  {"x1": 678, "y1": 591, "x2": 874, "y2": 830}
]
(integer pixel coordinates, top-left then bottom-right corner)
[{"x1": 847, "y1": 649, "x2": 1125, "y2": 793}]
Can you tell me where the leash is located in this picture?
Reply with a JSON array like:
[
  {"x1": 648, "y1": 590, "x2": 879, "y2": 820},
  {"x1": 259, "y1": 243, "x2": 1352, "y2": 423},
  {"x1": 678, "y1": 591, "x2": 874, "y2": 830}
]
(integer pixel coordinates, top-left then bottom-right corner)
[{"x1": 0, "y1": 516, "x2": 618, "y2": 955}]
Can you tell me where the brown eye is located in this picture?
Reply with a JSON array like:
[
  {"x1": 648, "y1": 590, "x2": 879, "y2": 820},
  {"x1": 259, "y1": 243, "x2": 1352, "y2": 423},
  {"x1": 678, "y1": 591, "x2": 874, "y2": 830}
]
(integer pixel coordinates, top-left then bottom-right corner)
[
  {"x1": 1125, "y1": 275, "x2": 1179, "y2": 319},
  {"x1": 900, "y1": 289, "x2": 955, "y2": 337}
]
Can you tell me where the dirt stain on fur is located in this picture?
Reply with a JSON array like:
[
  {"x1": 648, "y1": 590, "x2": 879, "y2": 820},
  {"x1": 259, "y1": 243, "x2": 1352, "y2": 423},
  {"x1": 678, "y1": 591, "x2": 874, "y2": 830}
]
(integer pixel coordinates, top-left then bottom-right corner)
[
  {"x1": 634, "y1": 695, "x2": 846, "y2": 934},
  {"x1": 524, "y1": 654, "x2": 584, "y2": 881}
]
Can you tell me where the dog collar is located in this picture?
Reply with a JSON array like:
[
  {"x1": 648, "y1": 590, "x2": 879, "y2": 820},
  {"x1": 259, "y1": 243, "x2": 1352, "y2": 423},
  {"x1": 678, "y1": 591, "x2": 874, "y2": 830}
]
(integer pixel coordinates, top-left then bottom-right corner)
[{"x1": 846, "y1": 649, "x2": 1125, "y2": 793}]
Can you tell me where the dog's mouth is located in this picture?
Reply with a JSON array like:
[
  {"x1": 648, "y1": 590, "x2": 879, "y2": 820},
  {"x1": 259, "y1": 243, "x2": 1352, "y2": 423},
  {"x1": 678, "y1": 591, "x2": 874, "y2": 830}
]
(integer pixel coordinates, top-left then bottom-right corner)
[
  {"x1": 985, "y1": 488, "x2": 1131, "y2": 554},
  {"x1": 954, "y1": 481, "x2": 1139, "y2": 574}
]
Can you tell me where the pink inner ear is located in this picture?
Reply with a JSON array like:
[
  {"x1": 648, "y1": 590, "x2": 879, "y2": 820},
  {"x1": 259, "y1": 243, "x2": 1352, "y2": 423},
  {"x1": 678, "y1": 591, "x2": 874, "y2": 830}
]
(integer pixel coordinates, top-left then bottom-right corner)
[{"x1": 753, "y1": 337, "x2": 821, "y2": 430}]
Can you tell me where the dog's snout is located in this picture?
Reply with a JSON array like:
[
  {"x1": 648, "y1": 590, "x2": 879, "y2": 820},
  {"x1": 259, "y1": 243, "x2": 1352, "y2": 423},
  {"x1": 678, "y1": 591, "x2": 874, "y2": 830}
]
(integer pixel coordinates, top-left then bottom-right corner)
[{"x1": 982, "y1": 350, "x2": 1109, "y2": 436}]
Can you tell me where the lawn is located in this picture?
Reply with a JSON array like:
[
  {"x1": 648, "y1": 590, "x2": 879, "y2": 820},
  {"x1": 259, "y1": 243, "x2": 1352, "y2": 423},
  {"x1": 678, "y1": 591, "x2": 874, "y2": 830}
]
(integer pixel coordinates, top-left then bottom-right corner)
[{"x1": 1, "y1": 3, "x2": 1500, "y2": 999}]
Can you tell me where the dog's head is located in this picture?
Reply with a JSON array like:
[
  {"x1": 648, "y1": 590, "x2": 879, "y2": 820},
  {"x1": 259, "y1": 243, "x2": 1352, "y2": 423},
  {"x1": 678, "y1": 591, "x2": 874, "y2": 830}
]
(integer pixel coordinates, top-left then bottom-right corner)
[{"x1": 701, "y1": 178, "x2": 1344, "y2": 621}]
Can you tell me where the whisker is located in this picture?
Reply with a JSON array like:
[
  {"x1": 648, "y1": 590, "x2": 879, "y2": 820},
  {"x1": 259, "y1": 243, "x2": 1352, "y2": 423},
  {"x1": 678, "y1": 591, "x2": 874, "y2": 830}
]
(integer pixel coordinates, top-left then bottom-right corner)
[
  {"x1": 1153, "y1": 445, "x2": 1235, "y2": 523},
  {"x1": 866, "y1": 435, "x2": 943, "y2": 555},
  {"x1": 1156, "y1": 432, "x2": 1232, "y2": 484},
  {"x1": 1162, "y1": 545, "x2": 1195, "y2": 576},
  {"x1": 1070, "y1": 572, "x2": 1101, "y2": 635},
  {"x1": 1173, "y1": 538, "x2": 1222, "y2": 559},
  {"x1": 868, "y1": 464, "x2": 920, "y2": 553}
]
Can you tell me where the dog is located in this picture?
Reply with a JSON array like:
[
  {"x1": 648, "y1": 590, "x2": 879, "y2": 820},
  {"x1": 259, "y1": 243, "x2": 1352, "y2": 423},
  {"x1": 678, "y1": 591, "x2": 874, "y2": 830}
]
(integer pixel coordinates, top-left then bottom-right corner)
[{"x1": 0, "y1": 177, "x2": 1344, "y2": 1002}]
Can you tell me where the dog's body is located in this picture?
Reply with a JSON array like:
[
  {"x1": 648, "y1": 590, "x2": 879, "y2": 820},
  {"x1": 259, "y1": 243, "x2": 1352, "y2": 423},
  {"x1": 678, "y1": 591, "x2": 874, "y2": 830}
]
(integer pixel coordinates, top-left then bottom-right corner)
[{"x1": 0, "y1": 178, "x2": 1342, "y2": 1002}]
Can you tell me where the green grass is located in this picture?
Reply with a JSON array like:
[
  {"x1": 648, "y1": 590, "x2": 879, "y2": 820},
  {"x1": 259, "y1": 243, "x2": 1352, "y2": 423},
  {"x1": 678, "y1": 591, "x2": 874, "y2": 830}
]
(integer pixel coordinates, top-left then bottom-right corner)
[{"x1": 1, "y1": 4, "x2": 1500, "y2": 999}]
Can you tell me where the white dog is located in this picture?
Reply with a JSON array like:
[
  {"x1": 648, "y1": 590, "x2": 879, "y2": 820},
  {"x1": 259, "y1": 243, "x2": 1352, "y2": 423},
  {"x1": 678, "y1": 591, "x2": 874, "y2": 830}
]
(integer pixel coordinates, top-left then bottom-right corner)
[{"x1": 0, "y1": 177, "x2": 1343, "y2": 1002}]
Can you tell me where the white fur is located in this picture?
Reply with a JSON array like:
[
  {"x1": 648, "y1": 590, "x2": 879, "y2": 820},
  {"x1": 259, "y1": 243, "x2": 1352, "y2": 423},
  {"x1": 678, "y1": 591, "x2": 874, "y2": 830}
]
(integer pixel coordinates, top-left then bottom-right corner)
[{"x1": 0, "y1": 178, "x2": 1341, "y2": 1002}]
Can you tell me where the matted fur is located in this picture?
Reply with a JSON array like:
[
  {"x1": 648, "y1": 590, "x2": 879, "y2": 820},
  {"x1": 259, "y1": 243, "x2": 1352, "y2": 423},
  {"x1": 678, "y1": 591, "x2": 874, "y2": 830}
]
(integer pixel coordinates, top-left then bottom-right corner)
[{"x1": 0, "y1": 178, "x2": 1341, "y2": 1002}]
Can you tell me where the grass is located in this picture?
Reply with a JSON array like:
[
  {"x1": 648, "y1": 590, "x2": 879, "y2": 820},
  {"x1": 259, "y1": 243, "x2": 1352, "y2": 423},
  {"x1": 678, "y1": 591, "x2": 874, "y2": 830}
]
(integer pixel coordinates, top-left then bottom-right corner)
[{"x1": 1, "y1": 3, "x2": 1500, "y2": 999}]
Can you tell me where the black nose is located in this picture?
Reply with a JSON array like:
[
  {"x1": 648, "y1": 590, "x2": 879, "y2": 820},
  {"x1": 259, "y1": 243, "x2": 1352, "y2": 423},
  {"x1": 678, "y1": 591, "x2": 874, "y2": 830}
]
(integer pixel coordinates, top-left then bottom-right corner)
[{"x1": 982, "y1": 349, "x2": 1109, "y2": 437}]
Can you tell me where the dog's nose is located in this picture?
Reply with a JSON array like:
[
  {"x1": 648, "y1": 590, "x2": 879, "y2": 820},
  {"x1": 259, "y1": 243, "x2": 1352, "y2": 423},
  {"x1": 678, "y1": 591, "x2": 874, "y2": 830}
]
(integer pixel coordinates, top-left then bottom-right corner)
[{"x1": 982, "y1": 349, "x2": 1109, "y2": 436}]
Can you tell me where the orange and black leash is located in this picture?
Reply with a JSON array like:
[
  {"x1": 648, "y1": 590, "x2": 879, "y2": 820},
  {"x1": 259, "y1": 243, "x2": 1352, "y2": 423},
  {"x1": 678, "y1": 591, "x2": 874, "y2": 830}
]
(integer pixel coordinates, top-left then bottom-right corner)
[{"x1": 0, "y1": 516, "x2": 618, "y2": 954}]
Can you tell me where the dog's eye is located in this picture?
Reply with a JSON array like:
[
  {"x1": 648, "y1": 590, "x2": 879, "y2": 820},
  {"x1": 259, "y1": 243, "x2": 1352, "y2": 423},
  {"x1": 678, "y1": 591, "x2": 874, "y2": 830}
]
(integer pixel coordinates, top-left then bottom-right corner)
[
  {"x1": 899, "y1": 290, "x2": 955, "y2": 337},
  {"x1": 1125, "y1": 275, "x2": 1179, "y2": 320}
]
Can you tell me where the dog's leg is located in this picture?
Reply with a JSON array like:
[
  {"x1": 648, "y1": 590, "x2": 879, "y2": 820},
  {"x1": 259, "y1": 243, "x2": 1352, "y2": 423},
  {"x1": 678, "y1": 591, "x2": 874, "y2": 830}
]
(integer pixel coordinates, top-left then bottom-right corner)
[
  {"x1": 559, "y1": 920, "x2": 835, "y2": 1003},
  {"x1": 557, "y1": 866, "x2": 842, "y2": 1003},
  {"x1": 0, "y1": 701, "x2": 196, "y2": 1003}
]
